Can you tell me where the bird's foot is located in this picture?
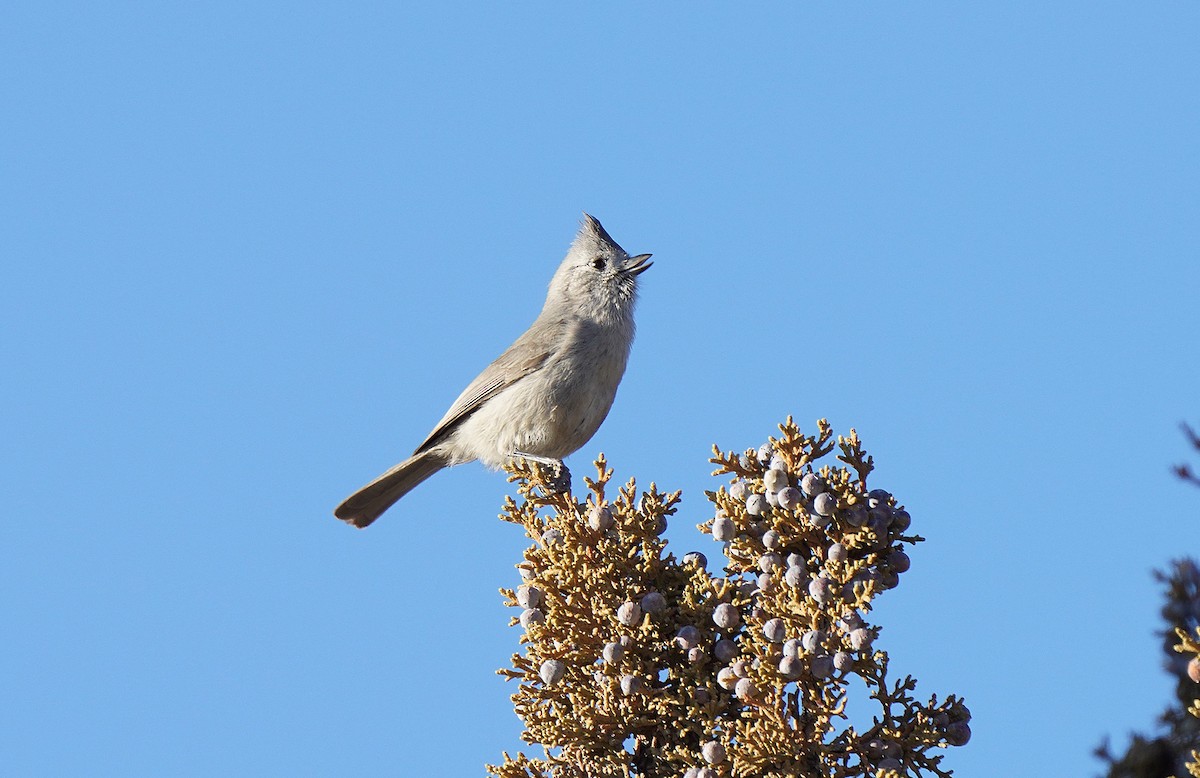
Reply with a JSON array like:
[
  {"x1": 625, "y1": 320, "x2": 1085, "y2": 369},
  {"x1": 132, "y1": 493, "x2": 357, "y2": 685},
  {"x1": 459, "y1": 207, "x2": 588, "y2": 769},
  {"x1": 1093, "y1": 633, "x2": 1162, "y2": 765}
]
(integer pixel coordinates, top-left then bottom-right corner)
[{"x1": 513, "y1": 451, "x2": 571, "y2": 494}]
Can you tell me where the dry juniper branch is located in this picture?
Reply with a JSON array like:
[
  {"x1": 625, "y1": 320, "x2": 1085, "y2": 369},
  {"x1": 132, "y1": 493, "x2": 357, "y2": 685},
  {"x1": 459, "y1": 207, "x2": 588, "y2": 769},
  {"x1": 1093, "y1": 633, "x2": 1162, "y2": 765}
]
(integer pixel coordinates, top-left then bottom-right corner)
[
  {"x1": 1179, "y1": 628, "x2": 1200, "y2": 778},
  {"x1": 1176, "y1": 422, "x2": 1200, "y2": 489},
  {"x1": 1095, "y1": 559, "x2": 1200, "y2": 778},
  {"x1": 489, "y1": 418, "x2": 970, "y2": 778}
]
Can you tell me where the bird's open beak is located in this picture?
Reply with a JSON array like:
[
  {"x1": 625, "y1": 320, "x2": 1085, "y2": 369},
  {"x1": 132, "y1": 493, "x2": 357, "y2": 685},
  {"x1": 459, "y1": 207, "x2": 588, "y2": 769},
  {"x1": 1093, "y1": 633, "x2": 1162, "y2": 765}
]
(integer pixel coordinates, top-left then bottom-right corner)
[{"x1": 623, "y1": 254, "x2": 653, "y2": 276}]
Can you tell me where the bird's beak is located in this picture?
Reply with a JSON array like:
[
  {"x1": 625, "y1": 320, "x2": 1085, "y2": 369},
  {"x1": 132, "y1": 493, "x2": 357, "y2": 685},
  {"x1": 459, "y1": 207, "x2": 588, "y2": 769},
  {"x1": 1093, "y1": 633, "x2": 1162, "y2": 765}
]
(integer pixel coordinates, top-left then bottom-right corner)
[{"x1": 623, "y1": 254, "x2": 653, "y2": 276}]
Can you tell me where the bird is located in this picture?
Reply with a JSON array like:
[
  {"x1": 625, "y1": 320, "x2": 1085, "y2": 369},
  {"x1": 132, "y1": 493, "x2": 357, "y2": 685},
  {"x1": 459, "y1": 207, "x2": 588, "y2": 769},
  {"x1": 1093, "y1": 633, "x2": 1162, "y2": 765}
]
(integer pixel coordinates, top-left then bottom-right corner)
[{"x1": 335, "y1": 213, "x2": 651, "y2": 528}]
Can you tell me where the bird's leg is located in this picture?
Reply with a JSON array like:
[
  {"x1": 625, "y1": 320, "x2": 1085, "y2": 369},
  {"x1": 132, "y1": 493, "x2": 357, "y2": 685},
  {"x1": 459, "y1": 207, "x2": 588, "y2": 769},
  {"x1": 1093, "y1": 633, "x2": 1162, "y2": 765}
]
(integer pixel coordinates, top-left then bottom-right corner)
[{"x1": 513, "y1": 451, "x2": 571, "y2": 493}]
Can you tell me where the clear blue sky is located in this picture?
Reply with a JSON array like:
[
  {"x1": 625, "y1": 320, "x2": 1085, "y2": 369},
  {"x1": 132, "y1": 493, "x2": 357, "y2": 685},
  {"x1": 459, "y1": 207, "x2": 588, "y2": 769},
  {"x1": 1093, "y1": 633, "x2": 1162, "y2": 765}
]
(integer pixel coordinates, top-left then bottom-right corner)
[{"x1": 3, "y1": 3, "x2": 1197, "y2": 775}]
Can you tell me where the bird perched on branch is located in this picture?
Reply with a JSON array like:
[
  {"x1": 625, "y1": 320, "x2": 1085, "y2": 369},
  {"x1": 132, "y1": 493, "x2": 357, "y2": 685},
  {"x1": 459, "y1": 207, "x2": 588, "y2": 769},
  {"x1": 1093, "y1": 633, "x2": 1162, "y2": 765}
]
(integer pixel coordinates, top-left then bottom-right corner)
[{"x1": 335, "y1": 213, "x2": 651, "y2": 528}]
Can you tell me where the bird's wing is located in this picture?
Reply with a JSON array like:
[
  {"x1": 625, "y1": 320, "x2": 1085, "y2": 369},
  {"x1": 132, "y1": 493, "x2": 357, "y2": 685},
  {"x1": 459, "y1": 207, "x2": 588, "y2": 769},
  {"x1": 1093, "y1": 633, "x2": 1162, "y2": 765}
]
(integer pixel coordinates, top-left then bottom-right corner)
[{"x1": 413, "y1": 324, "x2": 557, "y2": 456}]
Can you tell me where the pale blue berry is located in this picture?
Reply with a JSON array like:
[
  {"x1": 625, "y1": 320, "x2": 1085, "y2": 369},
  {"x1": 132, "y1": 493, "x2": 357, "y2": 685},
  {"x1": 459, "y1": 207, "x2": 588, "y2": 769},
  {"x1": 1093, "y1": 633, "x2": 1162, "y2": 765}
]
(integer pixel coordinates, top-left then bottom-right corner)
[
  {"x1": 734, "y1": 677, "x2": 758, "y2": 700},
  {"x1": 887, "y1": 549, "x2": 911, "y2": 573},
  {"x1": 945, "y1": 721, "x2": 971, "y2": 746},
  {"x1": 810, "y1": 655, "x2": 834, "y2": 679},
  {"x1": 683, "y1": 551, "x2": 708, "y2": 568},
  {"x1": 758, "y1": 552, "x2": 782, "y2": 573},
  {"x1": 828, "y1": 543, "x2": 848, "y2": 564},
  {"x1": 801, "y1": 629, "x2": 825, "y2": 653},
  {"x1": 517, "y1": 584, "x2": 543, "y2": 609},
  {"x1": 702, "y1": 741, "x2": 726, "y2": 765},
  {"x1": 746, "y1": 494, "x2": 768, "y2": 516},
  {"x1": 782, "y1": 638, "x2": 802, "y2": 658},
  {"x1": 892, "y1": 509, "x2": 911, "y2": 531},
  {"x1": 620, "y1": 675, "x2": 644, "y2": 695},
  {"x1": 848, "y1": 627, "x2": 872, "y2": 651},
  {"x1": 640, "y1": 592, "x2": 667, "y2": 615},
  {"x1": 814, "y1": 493, "x2": 837, "y2": 517},
  {"x1": 541, "y1": 528, "x2": 563, "y2": 546},
  {"x1": 713, "y1": 603, "x2": 740, "y2": 629},
  {"x1": 801, "y1": 473, "x2": 825, "y2": 496},
  {"x1": 588, "y1": 505, "x2": 614, "y2": 531},
  {"x1": 602, "y1": 641, "x2": 624, "y2": 663},
  {"x1": 712, "y1": 516, "x2": 735, "y2": 541},
  {"x1": 762, "y1": 529, "x2": 781, "y2": 549},
  {"x1": 540, "y1": 659, "x2": 566, "y2": 685},
  {"x1": 809, "y1": 577, "x2": 833, "y2": 604},
  {"x1": 714, "y1": 638, "x2": 738, "y2": 662},
  {"x1": 779, "y1": 655, "x2": 803, "y2": 680},
  {"x1": 763, "y1": 618, "x2": 786, "y2": 643},
  {"x1": 833, "y1": 651, "x2": 854, "y2": 672},
  {"x1": 784, "y1": 565, "x2": 806, "y2": 588},
  {"x1": 675, "y1": 625, "x2": 701, "y2": 650},
  {"x1": 729, "y1": 480, "x2": 748, "y2": 502},
  {"x1": 617, "y1": 601, "x2": 642, "y2": 626},
  {"x1": 764, "y1": 468, "x2": 789, "y2": 493},
  {"x1": 778, "y1": 486, "x2": 802, "y2": 510},
  {"x1": 520, "y1": 608, "x2": 545, "y2": 628},
  {"x1": 716, "y1": 666, "x2": 738, "y2": 690}
]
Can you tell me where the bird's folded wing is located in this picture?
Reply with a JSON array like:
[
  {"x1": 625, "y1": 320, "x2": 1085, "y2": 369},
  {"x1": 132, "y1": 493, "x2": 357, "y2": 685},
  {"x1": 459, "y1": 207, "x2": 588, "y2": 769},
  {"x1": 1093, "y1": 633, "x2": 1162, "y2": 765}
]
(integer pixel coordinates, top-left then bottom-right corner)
[{"x1": 413, "y1": 337, "x2": 555, "y2": 456}]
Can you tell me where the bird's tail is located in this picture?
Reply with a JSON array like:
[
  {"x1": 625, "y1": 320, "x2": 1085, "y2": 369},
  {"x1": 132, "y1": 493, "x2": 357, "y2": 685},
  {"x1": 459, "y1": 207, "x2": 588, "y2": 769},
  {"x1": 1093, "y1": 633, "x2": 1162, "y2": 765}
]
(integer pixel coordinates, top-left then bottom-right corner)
[{"x1": 334, "y1": 450, "x2": 447, "y2": 528}]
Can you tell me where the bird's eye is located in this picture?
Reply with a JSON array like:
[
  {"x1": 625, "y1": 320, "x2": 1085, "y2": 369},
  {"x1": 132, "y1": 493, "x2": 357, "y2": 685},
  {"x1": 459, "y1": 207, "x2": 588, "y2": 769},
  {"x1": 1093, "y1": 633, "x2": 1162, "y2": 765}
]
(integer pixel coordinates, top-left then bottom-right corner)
[{"x1": 591, "y1": 256, "x2": 606, "y2": 270}]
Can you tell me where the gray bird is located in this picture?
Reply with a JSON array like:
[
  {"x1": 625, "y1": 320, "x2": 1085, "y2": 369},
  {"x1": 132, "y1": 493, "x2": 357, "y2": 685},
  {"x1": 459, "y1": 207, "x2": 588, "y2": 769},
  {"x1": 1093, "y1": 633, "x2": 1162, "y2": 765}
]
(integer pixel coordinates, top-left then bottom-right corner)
[{"x1": 335, "y1": 214, "x2": 651, "y2": 528}]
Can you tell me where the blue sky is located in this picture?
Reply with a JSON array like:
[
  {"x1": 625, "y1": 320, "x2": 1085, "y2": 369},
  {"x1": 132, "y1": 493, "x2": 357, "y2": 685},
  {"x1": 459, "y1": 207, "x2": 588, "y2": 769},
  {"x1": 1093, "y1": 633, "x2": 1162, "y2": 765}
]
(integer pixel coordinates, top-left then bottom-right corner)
[{"x1": 3, "y1": 3, "x2": 1198, "y2": 775}]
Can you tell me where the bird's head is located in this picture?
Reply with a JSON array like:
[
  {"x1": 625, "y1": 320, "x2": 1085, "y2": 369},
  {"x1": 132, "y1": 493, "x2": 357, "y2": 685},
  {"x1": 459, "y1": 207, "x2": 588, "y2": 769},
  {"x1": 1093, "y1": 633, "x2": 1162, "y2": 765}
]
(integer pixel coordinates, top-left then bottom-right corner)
[{"x1": 545, "y1": 213, "x2": 652, "y2": 323}]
